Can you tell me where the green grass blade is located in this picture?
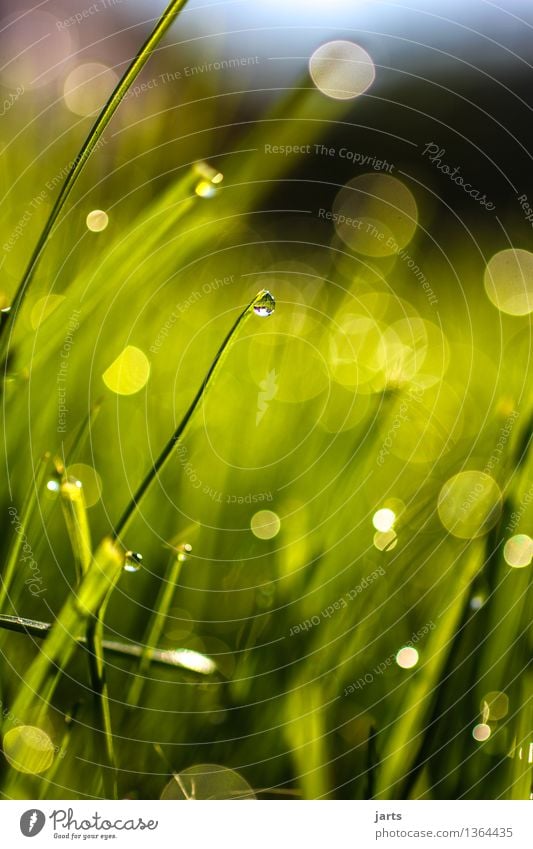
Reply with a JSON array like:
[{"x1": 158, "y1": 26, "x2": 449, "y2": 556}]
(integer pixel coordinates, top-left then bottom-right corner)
[
  {"x1": 60, "y1": 477, "x2": 92, "y2": 584},
  {"x1": 3, "y1": 538, "x2": 123, "y2": 733},
  {"x1": 0, "y1": 453, "x2": 51, "y2": 612},
  {"x1": 374, "y1": 543, "x2": 483, "y2": 799},
  {"x1": 114, "y1": 290, "x2": 274, "y2": 539},
  {"x1": 0, "y1": 0, "x2": 191, "y2": 356},
  {"x1": 85, "y1": 613, "x2": 117, "y2": 799},
  {"x1": 126, "y1": 544, "x2": 191, "y2": 707}
]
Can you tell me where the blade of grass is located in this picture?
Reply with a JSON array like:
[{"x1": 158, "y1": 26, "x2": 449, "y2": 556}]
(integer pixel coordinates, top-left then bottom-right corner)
[
  {"x1": 86, "y1": 610, "x2": 117, "y2": 798},
  {"x1": 59, "y1": 468, "x2": 116, "y2": 797},
  {"x1": 113, "y1": 289, "x2": 274, "y2": 540},
  {"x1": 3, "y1": 538, "x2": 123, "y2": 734},
  {"x1": 37, "y1": 702, "x2": 81, "y2": 800},
  {"x1": 126, "y1": 544, "x2": 191, "y2": 708},
  {"x1": 60, "y1": 477, "x2": 92, "y2": 584},
  {"x1": 0, "y1": 453, "x2": 51, "y2": 612},
  {"x1": 374, "y1": 542, "x2": 482, "y2": 799},
  {"x1": 0, "y1": 615, "x2": 217, "y2": 673},
  {"x1": 0, "y1": 0, "x2": 191, "y2": 358}
]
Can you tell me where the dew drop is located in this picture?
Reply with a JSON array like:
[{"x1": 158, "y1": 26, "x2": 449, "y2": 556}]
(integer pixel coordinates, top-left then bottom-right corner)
[
  {"x1": 253, "y1": 290, "x2": 275, "y2": 318},
  {"x1": 195, "y1": 180, "x2": 218, "y2": 198},
  {"x1": 193, "y1": 162, "x2": 223, "y2": 199},
  {"x1": 177, "y1": 542, "x2": 192, "y2": 563},
  {"x1": 124, "y1": 551, "x2": 143, "y2": 573}
]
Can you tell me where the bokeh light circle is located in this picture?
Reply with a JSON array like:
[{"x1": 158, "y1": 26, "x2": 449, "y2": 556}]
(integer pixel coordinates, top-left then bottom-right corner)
[
  {"x1": 503, "y1": 534, "x2": 532, "y2": 568},
  {"x1": 2, "y1": 726, "x2": 55, "y2": 775},
  {"x1": 333, "y1": 174, "x2": 418, "y2": 257},
  {"x1": 309, "y1": 40, "x2": 375, "y2": 100},
  {"x1": 251, "y1": 510, "x2": 281, "y2": 540},
  {"x1": 438, "y1": 471, "x2": 502, "y2": 539},
  {"x1": 86, "y1": 210, "x2": 109, "y2": 232},
  {"x1": 64, "y1": 63, "x2": 118, "y2": 117},
  {"x1": 484, "y1": 248, "x2": 533, "y2": 316},
  {"x1": 160, "y1": 764, "x2": 256, "y2": 800},
  {"x1": 396, "y1": 647, "x2": 419, "y2": 669},
  {"x1": 102, "y1": 346, "x2": 151, "y2": 396},
  {"x1": 472, "y1": 723, "x2": 491, "y2": 742}
]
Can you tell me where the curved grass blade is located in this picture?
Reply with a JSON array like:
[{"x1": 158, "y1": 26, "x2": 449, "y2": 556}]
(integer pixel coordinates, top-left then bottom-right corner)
[
  {"x1": 0, "y1": 0, "x2": 190, "y2": 358},
  {"x1": 59, "y1": 468, "x2": 116, "y2": 795},
  {"x1": 3, "y1": 538, "x2": 124, "y2": 736},
  {"x1": 373, "y1": 542, "x2": 483, "y2": 799},
  {"x1": 113, "y1": 289, "x2": 274, "y2": 540}
]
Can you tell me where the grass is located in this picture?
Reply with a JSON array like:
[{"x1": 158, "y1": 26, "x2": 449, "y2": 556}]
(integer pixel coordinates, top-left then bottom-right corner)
[{"x1": 0, "y1": 1, "x2": 531, "y2": 801}]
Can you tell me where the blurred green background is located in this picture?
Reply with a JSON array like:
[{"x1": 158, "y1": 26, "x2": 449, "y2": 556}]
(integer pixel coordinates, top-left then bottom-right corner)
[{"x1": 0, "y1": 0, "x2": 531, "y2": 800}]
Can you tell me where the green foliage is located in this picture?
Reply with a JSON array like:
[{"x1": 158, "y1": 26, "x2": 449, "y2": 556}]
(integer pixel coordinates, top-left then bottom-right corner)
[{"x1": 0, "y1": 1, "x2": 531, "y2": 802}]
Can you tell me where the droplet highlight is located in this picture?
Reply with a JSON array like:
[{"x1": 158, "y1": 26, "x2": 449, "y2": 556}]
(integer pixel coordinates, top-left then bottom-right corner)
[
  {"x1": 253, "y1": 291, "x2": 275, "y2": 318},
  {"x1": 124, "y1": 551, "x2": 143, "y2": 573}
]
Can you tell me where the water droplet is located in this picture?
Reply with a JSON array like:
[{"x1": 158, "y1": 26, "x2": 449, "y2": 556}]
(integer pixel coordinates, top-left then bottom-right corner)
[
  {"x1": 195, "y1": 180, "x2": 218, "y2": 198},
  {"x1": 46, "y1": 479, "x2": 60, "y2": 493},
  {"x1": 177, "y1": 542, "x2": 192, "y2": 563},
  {"x1": 469, "y1": 594, "x2": 485, "y2": 610},
  {"x1": 193, "y1": 162, "x2": 223, "y2": 199},
  {"x1": 253, "y1": 290, "x2": 275, "y2": 318},
  {"x1": 63, "y1": 476, "x2": 82, "y2": 490},
  {"x1": 124, "y1": 551, "x2": 143, "y2": 573}
]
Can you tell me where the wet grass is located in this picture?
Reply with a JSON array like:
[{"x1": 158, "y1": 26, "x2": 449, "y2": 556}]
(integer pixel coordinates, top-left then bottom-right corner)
[{"x1": 0, "y1": 0, "x2": 531, "y2": 801}]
